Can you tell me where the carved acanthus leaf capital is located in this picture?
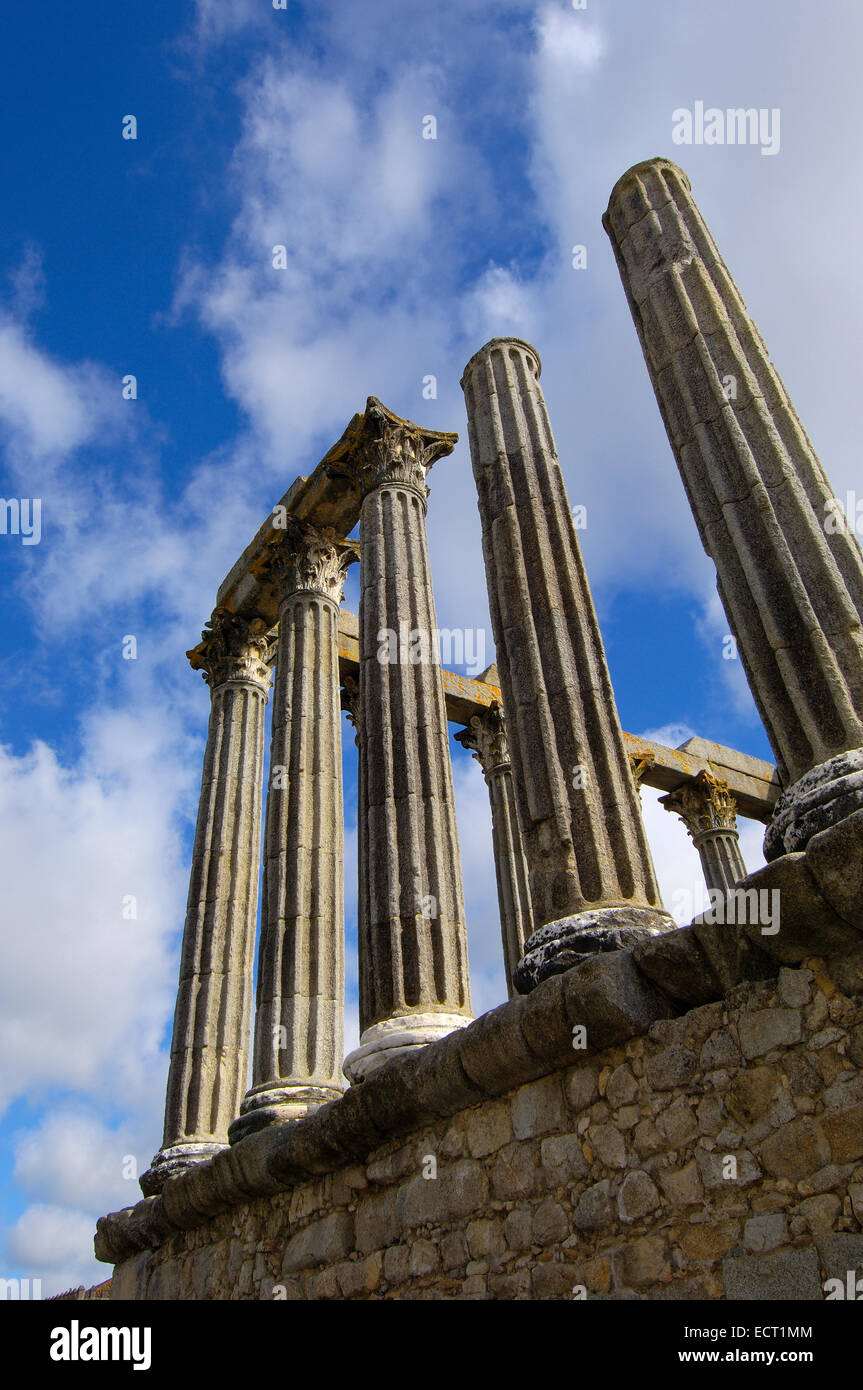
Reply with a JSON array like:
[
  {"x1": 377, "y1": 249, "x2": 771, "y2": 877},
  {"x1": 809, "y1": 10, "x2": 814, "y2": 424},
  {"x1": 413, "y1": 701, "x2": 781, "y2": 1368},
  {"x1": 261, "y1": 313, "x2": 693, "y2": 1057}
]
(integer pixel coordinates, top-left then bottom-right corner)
[
  {"x1": 660, "y1": 768, "x2": 739, "y2": 839},
  {"x1": 455, "y1": 702, "x2": 510, "y2": 775},
  {"x1": 263, "y1": 519, "x2": 359, "y2": 605},
  {"x1": 325, "y1": 396, "x2": 457, "y2": 500},
  {"x1": 188, "y1": 608, "x2": 271, "y2": 692}
]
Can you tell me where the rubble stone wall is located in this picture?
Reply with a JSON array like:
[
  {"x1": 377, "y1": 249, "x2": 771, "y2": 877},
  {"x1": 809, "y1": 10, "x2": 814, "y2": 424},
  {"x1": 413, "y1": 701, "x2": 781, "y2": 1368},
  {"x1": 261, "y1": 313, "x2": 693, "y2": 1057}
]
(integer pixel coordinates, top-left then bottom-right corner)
[{"x1": 111, "y1": 958, "x2": 863, "y2": 1300}]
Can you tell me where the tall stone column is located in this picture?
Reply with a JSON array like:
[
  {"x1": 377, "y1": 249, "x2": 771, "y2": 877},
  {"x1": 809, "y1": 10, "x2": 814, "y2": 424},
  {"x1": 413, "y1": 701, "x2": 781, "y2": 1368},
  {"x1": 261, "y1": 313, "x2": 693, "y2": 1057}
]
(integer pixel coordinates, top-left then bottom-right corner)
[
  {"x1": 141, "y1": 609, "x2": 271, "y2": 1195},
  {"x1": 230, "y1": 522, "x2": 357, "y2": 1140},
  {"x1": 604, "y1": 157, "x2": 863, "y2": 861},
  {"x1": 461, "y1": 340, "x2": 672, "y2": 993},
  {"x1": 660, "y1": 770, "x2": 748, "y2": 895},
  {"x1": 456, "y1": 702, "x2": 532, "y2": 997},
  {"x1": 330, "y1": 398, "x2": 472, "y2": 1082}
]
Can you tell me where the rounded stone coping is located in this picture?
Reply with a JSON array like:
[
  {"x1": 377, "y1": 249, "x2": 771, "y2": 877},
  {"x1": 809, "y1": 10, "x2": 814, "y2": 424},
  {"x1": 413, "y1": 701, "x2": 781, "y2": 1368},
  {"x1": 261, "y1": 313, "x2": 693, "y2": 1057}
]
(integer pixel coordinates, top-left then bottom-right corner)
[
  {"x1": 460, "y1": 338, "x2": 543, "y2": 388},
  {"x1": 605, "y1": 156, "x2": 692, "y2": 214}
]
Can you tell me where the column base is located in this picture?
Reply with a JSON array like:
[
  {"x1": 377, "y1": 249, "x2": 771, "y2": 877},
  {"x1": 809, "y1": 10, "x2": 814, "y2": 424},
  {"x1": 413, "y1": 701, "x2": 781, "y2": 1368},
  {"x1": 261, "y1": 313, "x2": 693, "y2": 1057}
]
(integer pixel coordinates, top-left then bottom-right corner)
[
  {"x1": 227, "y1": 1083, "x2": 343, "y2": 1144},
  {"x1": 764, "y1": 748, "x2": 863, "y2": 861},
  {"x1": 343, "y1": 1012, "x2": 472, "y2": 1085},
  {"x1": 513, "y1": 905, "x2": 676, "y2": 994},
  {"x1": 139, "y1": 1141, "x2": 225, "y2": 1197}
]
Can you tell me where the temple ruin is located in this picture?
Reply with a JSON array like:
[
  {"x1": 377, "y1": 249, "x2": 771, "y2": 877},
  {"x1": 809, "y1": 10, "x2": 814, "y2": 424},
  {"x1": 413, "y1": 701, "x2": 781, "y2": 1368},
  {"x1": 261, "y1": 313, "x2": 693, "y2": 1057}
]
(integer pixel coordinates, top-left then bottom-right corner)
[{"x1": 93, "y1": 158, "x2": 863, "y2": 1301}]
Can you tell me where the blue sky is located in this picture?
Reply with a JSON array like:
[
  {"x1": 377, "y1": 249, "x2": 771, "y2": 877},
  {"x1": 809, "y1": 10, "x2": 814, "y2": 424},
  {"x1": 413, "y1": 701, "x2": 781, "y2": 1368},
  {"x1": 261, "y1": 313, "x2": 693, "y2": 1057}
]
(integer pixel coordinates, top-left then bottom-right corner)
[{"x1": 1, "y1": 0, "x2": 860, "y2": 1294}]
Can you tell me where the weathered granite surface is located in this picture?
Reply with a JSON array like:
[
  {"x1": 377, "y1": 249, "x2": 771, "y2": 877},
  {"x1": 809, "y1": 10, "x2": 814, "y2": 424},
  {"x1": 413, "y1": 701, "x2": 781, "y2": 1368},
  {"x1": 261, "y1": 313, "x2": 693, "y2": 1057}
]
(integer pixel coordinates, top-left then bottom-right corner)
[
  {"x1": 233, "y1": 523, "x2": 357, "y2": 1138},
  {"x1": 604, "y1": 157, "x2": 863, "y2": 856},
  {"x1": 461, "y1": 338, "x2": 673, "y2": 985},
  {"x1": 339, "y1": 400, "x2": 472, "y2": 1077},
  {"x1": 141, "y1": 610, "x2": 271, "y2": 1196}
]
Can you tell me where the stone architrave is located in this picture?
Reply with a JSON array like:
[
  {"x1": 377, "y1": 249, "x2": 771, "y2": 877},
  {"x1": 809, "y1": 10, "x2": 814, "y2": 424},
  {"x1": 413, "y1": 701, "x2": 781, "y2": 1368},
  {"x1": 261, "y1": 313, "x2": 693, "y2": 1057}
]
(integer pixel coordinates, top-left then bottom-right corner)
[
  {"x1": 328, "y1": 398, "x2": 472, "y2": 1081},
  {"x1": 604, "y1": 157, "x2": 863, "y2": 861},
  {"x1": 230, "y1": 521, "x2": 358, "y2": 1140},
  {"x1": 660, "y1": 769, "x2": 748, "y2": 895},
  {"x1": 456, "y1": 702, "x2": 532, "y2": 997},
  {"x1": 461, "y1": 339, "x2": 673, "y2": 993},
  {"x1": 140, "y1": 608, "x2": 271, "y2": 1195}
]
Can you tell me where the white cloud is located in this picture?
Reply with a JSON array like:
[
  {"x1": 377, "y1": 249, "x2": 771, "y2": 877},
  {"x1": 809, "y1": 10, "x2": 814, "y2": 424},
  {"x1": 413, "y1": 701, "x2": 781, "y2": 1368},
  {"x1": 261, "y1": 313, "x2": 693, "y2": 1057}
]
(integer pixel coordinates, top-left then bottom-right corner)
[
  {"x1": 0, "y1": 320, "x2": 111, "y2": 464},
  {"x1": 13, "y1": 1111, "x2": 145, "y2": 1212},
  {"x1": 638, "y1": 722, "x2": 698, "y2": 750},
  {"x1": 191, "y1": 0, "x2": 261, "y2": 44},
  {"x1": 536, "y1": 6, "x2": 607, "y2": 72},
  {"x1": 461, "y1": 265, "x2": 541, "y2": 346},
  {"x1": 5, "y1": 243, "x2": 46, "y2": 321},
  {"x1": 0, "y1": 726, "x2": 189, "y2": 1119},
  {"x1": 4, "y1": 1205, "x2": 104, "y2": 1296}
]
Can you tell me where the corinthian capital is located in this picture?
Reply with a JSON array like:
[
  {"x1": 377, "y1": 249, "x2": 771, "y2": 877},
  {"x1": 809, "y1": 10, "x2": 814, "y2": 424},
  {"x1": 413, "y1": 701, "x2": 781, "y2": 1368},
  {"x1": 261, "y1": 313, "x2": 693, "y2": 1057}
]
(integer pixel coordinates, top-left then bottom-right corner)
[
  {"x1": 455, "y1": 702, "x2": 510, "y2": 776},
  {"x1": 262, "y1": 520, "x2": 359, "y2": 605},
  {"x1": 325, "y1": 396, "x2": 457, "y2": 500},
  {"x1": 660, "y1": 768, "x2": 739, "y2": 839},
  {"x1": 188, "y1": 608, "x2": 272, "y2": 692}
]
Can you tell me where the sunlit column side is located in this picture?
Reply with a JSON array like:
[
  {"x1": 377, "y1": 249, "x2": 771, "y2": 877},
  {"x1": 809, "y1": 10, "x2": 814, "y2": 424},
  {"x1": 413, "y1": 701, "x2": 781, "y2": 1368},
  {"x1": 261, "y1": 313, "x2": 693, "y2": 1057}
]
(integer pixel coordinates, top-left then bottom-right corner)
[
  {"x1": 461, "y1": 339, "x2": 673, "y2": 993},
  {"x1": 332, "y1": 397, "x2": 472, "y2": 1081},
  {"x1": 230, "y1": 522, "x2": 357, "y2": 1139},
  {"x1": 604, "y1": 157, "x2": 863, "y2": 861},
  {"x1": 141, "y1": 609, "x2": 270, "y2": 1194}
]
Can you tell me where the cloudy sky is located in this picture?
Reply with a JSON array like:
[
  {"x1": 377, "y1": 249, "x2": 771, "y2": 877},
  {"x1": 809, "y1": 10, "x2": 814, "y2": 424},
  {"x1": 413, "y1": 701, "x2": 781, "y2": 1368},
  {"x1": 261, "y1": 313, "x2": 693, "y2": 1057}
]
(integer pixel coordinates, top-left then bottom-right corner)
[{"x1": 0, "y1": 0, "x2": 858, "y2": 1295}]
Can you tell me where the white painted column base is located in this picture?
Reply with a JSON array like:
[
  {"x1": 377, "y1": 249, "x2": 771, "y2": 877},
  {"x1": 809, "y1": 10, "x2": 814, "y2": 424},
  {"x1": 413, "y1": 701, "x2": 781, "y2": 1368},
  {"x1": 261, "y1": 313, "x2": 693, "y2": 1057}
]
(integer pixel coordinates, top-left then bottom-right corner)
[{"x1": 343, "y1": 1012, "x2": 471, "y2": 1084}]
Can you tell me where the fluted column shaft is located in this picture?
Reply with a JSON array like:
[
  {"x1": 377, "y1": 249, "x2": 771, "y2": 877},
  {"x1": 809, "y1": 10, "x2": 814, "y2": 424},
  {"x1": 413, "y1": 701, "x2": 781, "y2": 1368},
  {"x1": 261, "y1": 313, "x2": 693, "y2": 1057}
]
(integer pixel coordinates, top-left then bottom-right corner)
[
  {"x1": 660, "y1": 770, "x2": 747, "y2": 896},
  {"x1": 604, "y1": 158, "x2": 863, "y2": 858},
  {"x1": 141, "y1": 610, "x2": 270, "y2": 1195},
  {"x1": 231, "y1": 523, "x2": 356, "y2": 1139},
  {"x1": 461, "y1": 339, "x2": 671, "y2": 991},
  {"x1": 334, "y1": 398, "x2": 472, "y2": 1081},
  {"x1": 456, "y1": 704, "x2": 532, "y2": 997}
]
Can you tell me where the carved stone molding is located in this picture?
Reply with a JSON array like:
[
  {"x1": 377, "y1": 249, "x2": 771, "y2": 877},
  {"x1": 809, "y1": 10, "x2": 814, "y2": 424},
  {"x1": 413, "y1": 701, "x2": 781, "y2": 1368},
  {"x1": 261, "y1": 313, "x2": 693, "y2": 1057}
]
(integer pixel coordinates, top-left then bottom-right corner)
[
  {"x1": 262, "y1": 520, "x2": 358, "y2": 606},
  {"x1": 326, "y1": 396, "x2": 457, "y2": 501},
  {"x1": 455, "y1": 701, "x2": 510, "y2": 776},
  {"x1": 660, "y1": 769, "x2": 739, "y2": 839},
  {"x1": 187, "y1": 608, "x2": 271, "y2": 693}
]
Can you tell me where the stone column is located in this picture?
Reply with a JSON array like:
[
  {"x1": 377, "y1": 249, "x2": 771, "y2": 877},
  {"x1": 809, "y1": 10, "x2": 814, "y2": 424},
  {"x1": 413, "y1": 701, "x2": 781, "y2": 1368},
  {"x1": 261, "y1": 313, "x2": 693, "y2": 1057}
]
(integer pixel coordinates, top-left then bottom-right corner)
[
  {"x1": 604, "y1": 157, "x2": 863, "y2": 860},
  {"x1": 660, "y1": 770, "x2": 748, "y2": 895},
  {"x1": 141, "y1": 609, "x2": 271, "y2": 1195},
  {"x1": 230, "y1": 522, "x2": 357, "y2": 1140},
  {"x1": 330, "y1": 397, "x2": 472, "y2": 1081},
  {"x1": 456, "y1": 702, "x2": 532, "y2": 997},
  {"x1": 461, "y1": 340, "x2": 672, "y2": 993}
]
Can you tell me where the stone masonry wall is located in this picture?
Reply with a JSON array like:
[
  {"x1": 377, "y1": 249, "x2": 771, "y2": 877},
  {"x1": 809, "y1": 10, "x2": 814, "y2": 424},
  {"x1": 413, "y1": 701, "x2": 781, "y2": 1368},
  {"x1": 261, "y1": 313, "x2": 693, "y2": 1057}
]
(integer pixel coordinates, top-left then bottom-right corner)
[{"x1": 111, "y1": 958, "x2": 863, "y2": 1300}]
